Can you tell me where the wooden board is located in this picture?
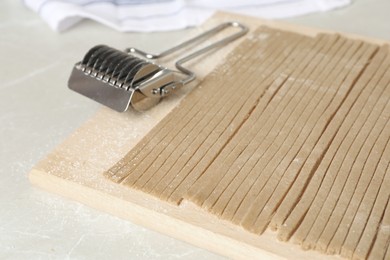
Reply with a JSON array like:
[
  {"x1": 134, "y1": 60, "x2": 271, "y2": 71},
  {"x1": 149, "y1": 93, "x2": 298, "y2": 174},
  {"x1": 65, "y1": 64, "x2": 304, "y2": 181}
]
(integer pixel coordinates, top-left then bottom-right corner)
[{"x1": 29, "y1": 12, "x2": 390, "y2": 259}]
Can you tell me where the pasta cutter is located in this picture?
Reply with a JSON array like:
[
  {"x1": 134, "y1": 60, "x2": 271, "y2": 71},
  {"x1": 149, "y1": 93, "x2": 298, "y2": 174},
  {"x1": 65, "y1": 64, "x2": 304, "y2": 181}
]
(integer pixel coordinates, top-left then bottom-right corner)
[{"x1": 68, "y1": 21, "x2": 248, "y2": 112}]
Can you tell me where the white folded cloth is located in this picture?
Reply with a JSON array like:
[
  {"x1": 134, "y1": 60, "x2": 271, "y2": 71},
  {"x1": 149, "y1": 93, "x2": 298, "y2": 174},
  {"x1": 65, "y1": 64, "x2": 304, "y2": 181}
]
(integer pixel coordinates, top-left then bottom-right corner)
[{"x1": 24, "y1": 0, "x2": 351, "y2": 32}]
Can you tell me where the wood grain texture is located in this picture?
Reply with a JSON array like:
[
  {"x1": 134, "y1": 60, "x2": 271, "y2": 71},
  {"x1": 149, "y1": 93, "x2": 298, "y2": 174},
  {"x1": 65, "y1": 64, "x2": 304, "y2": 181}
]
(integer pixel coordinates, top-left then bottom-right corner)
[{"x1": 30, "y1": 12, "x2": 390, "y2": 260}]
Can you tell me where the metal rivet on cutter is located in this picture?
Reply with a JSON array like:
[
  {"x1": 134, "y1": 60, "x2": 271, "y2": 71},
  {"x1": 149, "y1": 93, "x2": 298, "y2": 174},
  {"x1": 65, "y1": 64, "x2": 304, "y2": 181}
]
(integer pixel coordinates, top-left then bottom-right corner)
[{"x1": 68, "y1": 21, "x2": 248, "y2": 112}]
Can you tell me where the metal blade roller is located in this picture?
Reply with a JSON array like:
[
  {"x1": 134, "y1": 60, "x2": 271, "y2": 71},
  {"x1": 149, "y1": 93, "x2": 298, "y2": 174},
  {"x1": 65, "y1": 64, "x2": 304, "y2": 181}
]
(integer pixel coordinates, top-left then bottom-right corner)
[{"x1": 68, "y1": 22, "x2": 248, "y2": 112}]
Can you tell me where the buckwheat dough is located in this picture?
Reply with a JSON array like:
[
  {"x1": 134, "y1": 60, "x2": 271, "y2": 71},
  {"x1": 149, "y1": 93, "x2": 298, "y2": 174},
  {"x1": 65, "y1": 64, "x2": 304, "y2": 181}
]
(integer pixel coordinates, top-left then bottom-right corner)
[
  {"x1": 367, "y1": 198, "x2": 390, "y2": 260},
  {"x1": 187, "y1": 34, "x2": 330, "y2": 211},
  {"x1": 139, "y1": 32, "x2": 288, "y2": 194},
  {"x1": 211, "y1": 35, "x2": 322, "y2": 221},
  {"x1": 347, "y1": 165, "x2": 389, "y2": 260},
  {"x1": 168, "y1": 33, "x2": 310, "y2": 204},
  {"x1": 300, "y1": 68, "x2": 390, "y2": 251},
  {"x1": 107, "y1": 30, "x2": 261, "y2": 184},
  {"x1": 352, "y1": 133, "x2": 389, "y2": 260},
  {"x1": 148, "y1": 32, "x2": 301, "y2": 198},
  {"x1": 184, "y1": 33, "x2": 319, "y2": 207},
  {"x1": 250, "y1": 42, "x2": 376, "y2": 235},
  {"x1": 200, "y1": 34, "x2": 321, "y2": 213},
  {"x1": 131, "y1": 52, "x2": 250, "y2": 186},
  {"x1": 314, "y1": 96, "x2": 390, "y2": 254},
  {"x1": 266, "y1": 43, "x2": 377, "y2": 233},
  {"x1": 104, "y1": 53, "x2": 220, "y2": 182},
  {"x1": 339, "y1": 118, "x2": 390, "y2": 259},
  {"x1": 231, "y1": 35, "x2": 341, "y2": 225},
  {"x1": 318, "y1": 74, "x2": 390, "y2": 254},
  {"x1": 285, "y1": 50, "x2": 387, "y2": 247},
  {"x1": 277, "y1": 46, "x2": 388, "y2": 241},
  {"x1": 210, "y1": 36, "x2": 351, "y2": 220},
  {"x1": 159, "y1": 32, "x2": 305, "y2": 202},
  {"x1": 141, "y1": 50, "x2": 261, "y2": 192},
  {"x1": 238, "y1": 37, "x2": 356, "y2": 231},
  {"x1": 239, "y1": 38, "x2": 362, "y2": 231},
  {"x1": 106, "y1": 72, "x2": 213, "y2": 182},
  {"x1": 103, "y1": 26, "x2": 390, "y2": 259},
  {"x1": 119, "y1": 35, "x2": 260, "y2": 187},
  {"x1": 205, "y1": 35, "x2": 312, "y2": 216}
]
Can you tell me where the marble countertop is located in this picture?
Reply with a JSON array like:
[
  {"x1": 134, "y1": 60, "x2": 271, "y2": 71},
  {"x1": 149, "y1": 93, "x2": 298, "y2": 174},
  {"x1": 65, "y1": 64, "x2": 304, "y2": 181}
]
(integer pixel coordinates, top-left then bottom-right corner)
[{"x1": 1, "y1": 0, "x2": 389, "y2": 259}]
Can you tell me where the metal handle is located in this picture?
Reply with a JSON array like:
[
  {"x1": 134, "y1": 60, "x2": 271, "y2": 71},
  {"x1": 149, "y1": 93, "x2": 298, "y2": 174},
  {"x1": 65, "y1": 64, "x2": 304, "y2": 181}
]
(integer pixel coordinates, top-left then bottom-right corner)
[{"x1": 126, "y1": 21, "x2": 248, "y2": 85}]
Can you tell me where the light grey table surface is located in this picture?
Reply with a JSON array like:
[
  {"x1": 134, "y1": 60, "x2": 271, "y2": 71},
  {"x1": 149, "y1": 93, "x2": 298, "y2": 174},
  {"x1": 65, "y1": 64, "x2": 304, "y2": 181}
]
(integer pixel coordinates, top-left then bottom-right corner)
[{"x1": 0, "y1": 0, "x2": 389, "y2": 259}]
